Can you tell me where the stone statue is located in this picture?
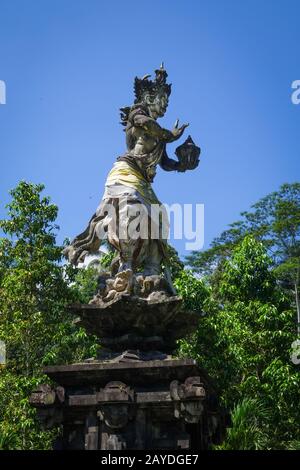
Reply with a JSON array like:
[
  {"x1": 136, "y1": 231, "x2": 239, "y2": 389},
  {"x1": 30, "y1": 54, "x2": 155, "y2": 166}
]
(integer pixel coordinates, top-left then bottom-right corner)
[
  {"x1": 30, "y1": 68, "x2": 226, "y2": 451},
  {"x1": 64, "y1": 64, "x2": 200, "y2": 302}
]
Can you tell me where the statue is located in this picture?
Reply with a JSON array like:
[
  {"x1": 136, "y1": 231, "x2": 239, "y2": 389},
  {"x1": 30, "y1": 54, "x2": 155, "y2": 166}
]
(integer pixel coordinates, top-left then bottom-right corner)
[
  {"x1": 30, "y1": 67, "x2": 227, "y2": 450},
  {"x1": 64, "y1": 64, "x2": 200, "y2": 301}
]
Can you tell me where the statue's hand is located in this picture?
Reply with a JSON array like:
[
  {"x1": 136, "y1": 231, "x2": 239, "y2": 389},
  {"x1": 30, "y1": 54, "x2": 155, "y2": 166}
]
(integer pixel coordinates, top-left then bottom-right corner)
[{"x1": 171, "y1": 120, "x2": 189, "y2": 141}]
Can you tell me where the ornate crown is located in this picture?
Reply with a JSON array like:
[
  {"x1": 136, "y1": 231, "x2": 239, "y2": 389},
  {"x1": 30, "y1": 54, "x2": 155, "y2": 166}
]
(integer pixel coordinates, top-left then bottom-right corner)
[{"x1": 133, "y1": 63, "x2": 172, "y2": 103}]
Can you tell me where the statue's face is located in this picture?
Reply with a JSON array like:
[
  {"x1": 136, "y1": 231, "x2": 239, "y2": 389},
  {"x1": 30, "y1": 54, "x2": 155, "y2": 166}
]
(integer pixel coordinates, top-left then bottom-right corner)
[{"x1": 145, "y1": 92, "x2": 169, "y2": 119}]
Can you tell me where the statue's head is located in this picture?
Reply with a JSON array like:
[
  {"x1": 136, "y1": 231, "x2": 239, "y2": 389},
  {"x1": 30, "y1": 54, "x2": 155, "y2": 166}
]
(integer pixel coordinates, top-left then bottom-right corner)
[{"x1": 134, "y1": 63, "x2": 172, "y2": 119}]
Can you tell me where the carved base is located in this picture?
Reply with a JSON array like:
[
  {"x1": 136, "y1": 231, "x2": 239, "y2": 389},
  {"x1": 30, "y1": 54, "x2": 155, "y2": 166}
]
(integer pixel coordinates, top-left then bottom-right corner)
[
  {"x1": 31, "y1": 357, "x2": 225, "y2": 450},
  {"x1": 90, "y1": 272, "x2": 175, "y2": 305},
  {"x1": 70, "y1": 296, "x2": 199, "y2": 352}
]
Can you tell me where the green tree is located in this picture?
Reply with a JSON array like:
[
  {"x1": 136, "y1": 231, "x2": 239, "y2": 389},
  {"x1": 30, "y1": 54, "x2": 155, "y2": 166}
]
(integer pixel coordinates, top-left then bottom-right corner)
[
  {"x1": 174, "y1": 269, "x2": 209, "y2": 311},
  {"x1": 186, "y1": 183, "x2": 300, "y2": 332},
  {"x1": 0, "y1": 181, "x2": 98, "y2": 449},
  {"x1": 179, "y1": 237, "x2": 300, "y2": 448}
]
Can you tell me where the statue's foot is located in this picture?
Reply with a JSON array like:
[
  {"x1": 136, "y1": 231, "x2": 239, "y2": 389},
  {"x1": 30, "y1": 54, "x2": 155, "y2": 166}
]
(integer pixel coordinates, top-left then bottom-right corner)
[
  {"x1": 113, "y1": 268, "x2": 133, "y2": 294},
  {"x1": 116, "y1": 268, "x2": 133, "y2": 280}
]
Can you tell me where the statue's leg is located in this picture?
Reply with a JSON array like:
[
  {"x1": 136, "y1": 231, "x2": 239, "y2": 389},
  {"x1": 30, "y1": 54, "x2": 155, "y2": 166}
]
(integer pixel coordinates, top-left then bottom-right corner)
[
  {"x1": 143, "y1": 240, "x2": 162, "y2": 276},
  {"x1": 118, "y1": 239, "x2": 136, "y2": 272},
  {"x1": 117, "y1": 217, "x2": 143, "y2": 273},
  {"x1": 117, "y1": 198, "x2": 150, "y2": 273},
  {"x1": 118, "y1": 237, "x2": 150, "y2": 273}
]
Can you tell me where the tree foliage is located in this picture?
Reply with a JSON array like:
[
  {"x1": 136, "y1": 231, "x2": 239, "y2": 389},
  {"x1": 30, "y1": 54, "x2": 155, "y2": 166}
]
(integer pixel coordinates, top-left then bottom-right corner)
[
  {"x1": 179, "y1": 236, "x2": 300, "y2": 449},
  {"x1": 187, "y1": 183, "x2": 300, "y2": 269},
  {"x1": 0, "y1": 182, "x2": 98, "y2": 449},
  {"x1": 186, "y1": 182, "x2": 300, "y2": 334}
]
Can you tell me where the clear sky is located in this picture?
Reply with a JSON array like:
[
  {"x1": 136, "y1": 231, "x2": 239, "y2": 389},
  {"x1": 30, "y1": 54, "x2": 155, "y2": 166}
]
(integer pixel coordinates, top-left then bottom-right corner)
[{"x1": 0, "y1": 0, "x2": 299, "y2": 258}]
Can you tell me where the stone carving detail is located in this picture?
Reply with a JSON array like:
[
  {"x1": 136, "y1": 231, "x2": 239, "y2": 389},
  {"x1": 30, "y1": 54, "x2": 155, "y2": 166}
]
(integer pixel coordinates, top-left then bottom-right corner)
[
  {"x1": 90, "y1": 272, "x2": 174, "y2": 306},
  {"x1": 171, "y1": 376, "x2": 206, "y2": 423},
  {"x1": 71, "y1": 296, "x2": 199, "y2": 353},
  {"x1": 97, "y1": 382, "x2": 135, "y2": 430},
  {"x1": 29, "y1": 384, "x2": 65, "y2": 429},
  {"x1": 173, "y1": 400, "x2": 204, "y2": 424},
  {"x1": 170, "y1": 376, "x2": 206, "y2": 401},
  {"x1": 98, "y1": 405, "x2": 133, "y2": 430},
  {"x1": 97, "y1": 381, "x2": 134, "y2": 403},
  {"x1": 29, "y1": 384, "x2": 65, "y2": 407}
]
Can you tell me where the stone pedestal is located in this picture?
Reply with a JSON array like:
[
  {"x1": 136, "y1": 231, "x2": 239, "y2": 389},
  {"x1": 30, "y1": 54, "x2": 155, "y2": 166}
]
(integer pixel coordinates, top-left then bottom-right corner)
[
  {"x1": 31, "y1": 358, "x2": 224, "y2": 450},
  {"x1": 30, "y1": 295, "x2": 225, "y2": 449}
]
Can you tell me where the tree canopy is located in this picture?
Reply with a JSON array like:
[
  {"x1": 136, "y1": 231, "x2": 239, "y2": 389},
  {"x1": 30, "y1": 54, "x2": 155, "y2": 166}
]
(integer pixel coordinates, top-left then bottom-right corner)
[{"x1": 0, "y1": 182, "x2": 98, "y2": 449}]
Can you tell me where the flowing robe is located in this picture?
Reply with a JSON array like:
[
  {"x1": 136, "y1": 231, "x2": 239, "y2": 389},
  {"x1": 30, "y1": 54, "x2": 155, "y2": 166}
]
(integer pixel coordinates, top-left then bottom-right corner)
[{"x1": 64, "y1": 106, "x2": 175, "y2": 267}]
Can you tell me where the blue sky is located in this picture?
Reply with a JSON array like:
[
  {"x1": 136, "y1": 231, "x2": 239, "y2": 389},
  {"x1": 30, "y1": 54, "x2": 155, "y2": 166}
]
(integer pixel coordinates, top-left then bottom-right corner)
[{"x1": 0, "y1": 0, "x2": 299, "y2": 258}]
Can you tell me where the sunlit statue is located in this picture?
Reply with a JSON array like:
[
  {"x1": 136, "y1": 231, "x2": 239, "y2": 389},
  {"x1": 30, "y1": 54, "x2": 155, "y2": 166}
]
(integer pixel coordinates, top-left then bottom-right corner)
[{"x1": 64, "y1": 64, "x2": 200, "y2": 301}]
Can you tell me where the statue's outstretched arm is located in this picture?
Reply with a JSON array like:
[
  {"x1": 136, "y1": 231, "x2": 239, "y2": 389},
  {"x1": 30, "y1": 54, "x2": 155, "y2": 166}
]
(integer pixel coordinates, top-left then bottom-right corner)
[
  {"x1": 160, "y1": 148, "x2": 182, "y2": 172},
  {"x1": 133, "y1": 113, "x2": 187, "y2": 143}
]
